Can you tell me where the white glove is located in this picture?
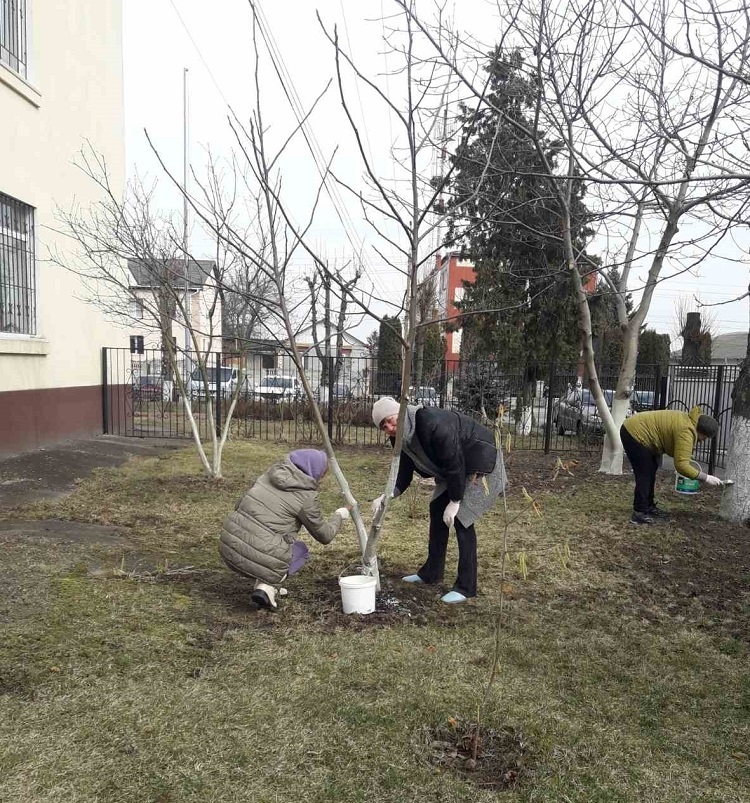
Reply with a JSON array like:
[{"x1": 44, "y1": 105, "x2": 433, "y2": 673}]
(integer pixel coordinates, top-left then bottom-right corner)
[
  {"x1": 442, "y1": 500, "x2": 461, "y2": 528},
  {"x1": 704, "y1": 475, "x2": 723, "y2": 487},
  {"x1": 371, "y1": 494, "x2": 386, "y2": 517},
  {"x1": 335, "y1": 507, "x2": 351, "y2": 520}
]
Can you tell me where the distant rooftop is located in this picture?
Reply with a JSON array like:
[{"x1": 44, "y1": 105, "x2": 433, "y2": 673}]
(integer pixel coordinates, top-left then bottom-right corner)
[
  {"x1": 671, "y1": 331, "x2": 748, "y2": 363},
  {"x1": 128, "y1": 259, "x2": 216, "y2": 289}
]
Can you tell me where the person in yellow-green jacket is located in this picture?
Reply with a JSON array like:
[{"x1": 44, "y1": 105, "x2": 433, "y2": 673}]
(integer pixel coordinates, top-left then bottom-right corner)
[{"x1": 621, "y1": 405, "x2": 722, "y2": 526}]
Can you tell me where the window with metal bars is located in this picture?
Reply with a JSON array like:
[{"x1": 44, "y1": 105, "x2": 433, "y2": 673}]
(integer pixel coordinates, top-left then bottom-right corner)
[
  {"x1": 0, "y1": 0, "x2": 27, "y2": 78},
  {"x1": 0, "y1": 192, "x2": 36, "y2": 335}
]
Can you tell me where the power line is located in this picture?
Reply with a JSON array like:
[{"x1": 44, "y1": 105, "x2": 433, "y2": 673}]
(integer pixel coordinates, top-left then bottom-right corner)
[
  {"x1": 253, "y1": 1, "x2": 396, "y2": 302},
  {"x1": 166, "y1": 0, "x2": 232, "y2": 109},
  {"x1": 164, "y1": 0, "x2": 400, "y2": 305}
]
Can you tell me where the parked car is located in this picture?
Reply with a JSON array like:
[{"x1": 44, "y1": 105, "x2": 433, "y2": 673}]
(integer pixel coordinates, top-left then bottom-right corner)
[
  {"x1": 315, "y1": 383, "x2": 353, "y2": 404},
  {"x1": 409, "y1": 385, "x2": 438, "y2": 406},
  {"x1": 189, "y1": 366, "x2": 244, "y2": 400},
  {"x1": 553, "y1": 388, "x2": 631, "y2": 436},
  {"x1": 254, "y1": 374, "x2": 300, "y2": 402},
  {"x1": 631, "y1": 389, "x2": 656, "y2": 411},
  {"x1": 132, "y1": 374, "x2": 172, "y2": 402}
]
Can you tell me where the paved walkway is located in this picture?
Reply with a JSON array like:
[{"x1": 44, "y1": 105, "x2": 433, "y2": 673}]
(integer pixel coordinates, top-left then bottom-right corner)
[{"x1": 0, "y1": 435, "x2": 186, "y2": 509}]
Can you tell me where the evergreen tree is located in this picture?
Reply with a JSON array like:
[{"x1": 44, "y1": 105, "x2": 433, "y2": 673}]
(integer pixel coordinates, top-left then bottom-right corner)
[
  {"x1": 420, "y1": 324, "x2": 445, "y2": 386},
  {"x1": 376, "y1": 316, "x2": 403, "y2": 394},
  {"x1": 447, "y1": 48, "x2": 595, "y2": 394},
  {"x1": 589, "y1": 268, "x2": 634, "y2": 370},
  {"x1": 637, "y1": 329, "x2": 671, "y2": 371}
]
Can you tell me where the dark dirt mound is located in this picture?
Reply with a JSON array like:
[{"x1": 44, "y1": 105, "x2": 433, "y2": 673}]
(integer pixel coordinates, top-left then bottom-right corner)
[
  {"x1": 426, "y1": 718, "x2": 530, "y2": 791},
  {"x1": 157, "y1": 570, "x2": 443, "y2": 631}
]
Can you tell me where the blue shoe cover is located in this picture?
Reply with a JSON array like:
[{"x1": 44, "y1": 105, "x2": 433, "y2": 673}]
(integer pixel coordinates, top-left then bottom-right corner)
[
  {"x1": 402, "y1": 574, "x2": 424, "y2": 584},
  {"x1": 441, "y1": 591, "x2": 467, "y2": 604}
]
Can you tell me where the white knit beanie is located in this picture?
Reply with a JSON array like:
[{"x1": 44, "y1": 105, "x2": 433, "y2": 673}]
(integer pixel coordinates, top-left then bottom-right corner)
[{"x1": 372, "y1": 397, "x2": 400, "y2": 426}]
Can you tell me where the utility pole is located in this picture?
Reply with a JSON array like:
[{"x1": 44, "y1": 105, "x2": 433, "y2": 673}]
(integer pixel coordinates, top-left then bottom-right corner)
[
  {"x1": 324, "y1": 274, "x2": 333, "y2": 439},
  {"x1": 183, "y1": 68, "x2": 191, "y2": 363}
]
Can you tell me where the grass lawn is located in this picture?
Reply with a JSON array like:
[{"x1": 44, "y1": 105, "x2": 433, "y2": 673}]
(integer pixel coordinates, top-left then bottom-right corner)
[{"x1": 0, "y1": 440, "x2": 748, "y2": 802}]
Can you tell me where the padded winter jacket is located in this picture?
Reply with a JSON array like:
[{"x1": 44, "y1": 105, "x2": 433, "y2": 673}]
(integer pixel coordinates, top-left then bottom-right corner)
[
  {"x1": 622, "y1": 405, "x2": 703, "y2": 479},
  {"x1": 219, "y1": 458, "x2": 344, "y2": 584},
  {"x1": 394, "y1": 407, "x2": 498, "y2": 502}
]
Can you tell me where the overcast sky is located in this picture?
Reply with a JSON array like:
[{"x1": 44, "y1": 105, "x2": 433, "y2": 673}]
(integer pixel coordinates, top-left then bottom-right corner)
[{"x1": 123, "y1": 0, "x2": 750, "y2": 344}]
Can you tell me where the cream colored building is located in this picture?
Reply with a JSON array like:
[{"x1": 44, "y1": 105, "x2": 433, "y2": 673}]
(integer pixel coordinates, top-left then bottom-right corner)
[{"x1": 0, "y1": 0, "x2": 127, "y2": 455}]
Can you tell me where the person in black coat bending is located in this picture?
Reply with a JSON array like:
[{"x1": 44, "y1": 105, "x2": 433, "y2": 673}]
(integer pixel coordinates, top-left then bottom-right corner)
[{"x1": 371, "y1": 397, "x2": 507, "y2": 604}]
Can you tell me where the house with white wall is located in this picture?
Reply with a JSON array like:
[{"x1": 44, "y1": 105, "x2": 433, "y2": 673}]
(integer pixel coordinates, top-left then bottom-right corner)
[
  {"x1": 127, "y1": 258, "x2": 222, "y2": 362},
  {"x1": 276, "y1": 325, "x2": 372, "y2": 395},
  {"x1": 0, "y1": 0, "x2": 127, "y2": 455}
]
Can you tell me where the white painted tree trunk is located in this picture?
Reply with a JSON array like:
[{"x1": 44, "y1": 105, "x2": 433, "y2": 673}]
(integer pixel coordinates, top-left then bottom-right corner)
[
  {"x1": 599, "y1": 397, "x2": 631, "y2": 474},
  {"x1": 599, "y1": 319, "x2": 640, "y2": 475},
  {"x1": 516, "y1": 406, "x2": 533, "y2": 436},
  {"x1": 720, "y1": 415, "x2": 750, "y2": 524}
]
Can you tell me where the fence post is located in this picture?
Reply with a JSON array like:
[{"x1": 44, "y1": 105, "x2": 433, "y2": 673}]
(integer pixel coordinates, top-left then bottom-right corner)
[
  {"x1": 708, "y1": 364, "x2": 724, "y2": 475},
  {"x1": 101, "y1": 348, "x2": 109, "y2": 435},
  {"x1": 544, "y1": 359, "x2": 556, "y2": 454},
  {"x1": 658, "y1": 371, "x2": 669, "y2": 410},
  {"x1": 653, "y1": 364, "x2": 661, "y2": 408},
  {"x1": 215, "y1": 351, "x2": 222, "y2": 438}
]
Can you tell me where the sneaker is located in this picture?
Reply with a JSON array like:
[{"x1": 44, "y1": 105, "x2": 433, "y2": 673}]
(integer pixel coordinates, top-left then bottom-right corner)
[
  {"x1": 648, "y1": 506, "x2": 670, "y2": 520},
  {"x1": 251, "y1": 581, "x2": 278, "y2": 610},
  {"x1": 441, "y1": 590, "x2": 468, "y2": 604},
  {"x1": 629, "y1": 511, "x2": 656, "y2": 526},
  {"x1": 402, "y1": 574, "x2": 425, "y2": 584}
]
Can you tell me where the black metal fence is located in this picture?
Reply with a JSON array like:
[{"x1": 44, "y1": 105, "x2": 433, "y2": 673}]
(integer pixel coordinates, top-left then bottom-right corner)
[{"x1": 102, "y1": 348, "x2": 740, "y2": 469}]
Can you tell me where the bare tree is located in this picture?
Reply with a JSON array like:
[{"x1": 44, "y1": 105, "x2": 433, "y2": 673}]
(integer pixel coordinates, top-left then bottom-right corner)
[
  {"x1": 53, "y1": 148, "x2": 251, "y2": 478},
  {"x1": 306, "y1": 264, "x2": 362, "y2": 392},
  {"x1": 222, "y1": 255, "x2": 277, "y2": 349},
  {"x1": 136, "y1": 7, "x2": 389, "y2": 578},
  {"x1": 672, "y1": 295, "x2": 718, "y2": 363},
  {"x1": 310, "y1": 4, "x2": 500, "y2": 573},
  {"x1": 396, "y1": 0, "x2": 750, "y2": 473},
  {"x1": 193, "y1": 2, "x2": 485, "y2": 578}
]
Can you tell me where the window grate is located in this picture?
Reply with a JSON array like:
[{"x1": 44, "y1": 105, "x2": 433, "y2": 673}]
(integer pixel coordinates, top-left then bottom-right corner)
[
  {"x1": 0, "y1": 191, "x2": 36, "y2": 335},
  {"x1": 0, "y1": 0, "x2": 27, "y2": 78}
]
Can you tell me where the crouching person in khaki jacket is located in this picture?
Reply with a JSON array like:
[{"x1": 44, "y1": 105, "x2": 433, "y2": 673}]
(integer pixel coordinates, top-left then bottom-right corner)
[{"x1": 219, "y1": 449, "x2": 350, "y2": 610}]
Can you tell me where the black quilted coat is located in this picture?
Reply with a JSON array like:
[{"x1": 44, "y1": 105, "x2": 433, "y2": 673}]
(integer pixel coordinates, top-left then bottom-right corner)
[{"x1": 394, "y1": 407, "x2": 497, "y2": 502}]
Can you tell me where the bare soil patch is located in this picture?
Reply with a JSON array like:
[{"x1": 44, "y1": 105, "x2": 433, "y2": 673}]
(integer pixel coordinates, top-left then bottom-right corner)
[
  {"x1": 157, "y1": 569, "x2": 441, "y2": 631},
  {"x1": 0, "y1": 519, "x2": 130, "y2": 546},
  {"x1": 506, "y1": 449, "x2": 750, "y2": 644},
  {"x1": 426, "y1": 718, "x2": 530, "y2": 791}
]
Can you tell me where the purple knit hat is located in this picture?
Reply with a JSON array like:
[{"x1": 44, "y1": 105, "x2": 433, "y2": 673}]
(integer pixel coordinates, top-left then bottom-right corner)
[{"x1": 289, "y1": 449, "x2": 328, "y2": 481}]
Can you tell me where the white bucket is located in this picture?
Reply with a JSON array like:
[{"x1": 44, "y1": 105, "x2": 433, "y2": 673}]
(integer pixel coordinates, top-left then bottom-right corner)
[{"x1": 339, "y1": 574, "x2": 377, "y2": 615}]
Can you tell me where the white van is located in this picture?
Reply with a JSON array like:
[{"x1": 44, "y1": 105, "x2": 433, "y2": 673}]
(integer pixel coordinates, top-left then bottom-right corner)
[
  {"x1": 189, "y1": 366, "x2": 243, "y2": 400},
  {"x1": 254, "y1": 374, "x2": 300, "y2": 402}
]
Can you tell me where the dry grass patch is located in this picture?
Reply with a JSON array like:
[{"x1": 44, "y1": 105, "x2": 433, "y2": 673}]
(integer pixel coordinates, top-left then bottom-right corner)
[{"x1": 0, "y1": 442, "x2": 748, "y2": 802}]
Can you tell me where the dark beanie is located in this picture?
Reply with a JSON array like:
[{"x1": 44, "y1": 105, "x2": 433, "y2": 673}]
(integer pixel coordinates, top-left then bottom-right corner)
[{"x1": 697, "y1": 415, "x2": 719, "y2": 438}]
